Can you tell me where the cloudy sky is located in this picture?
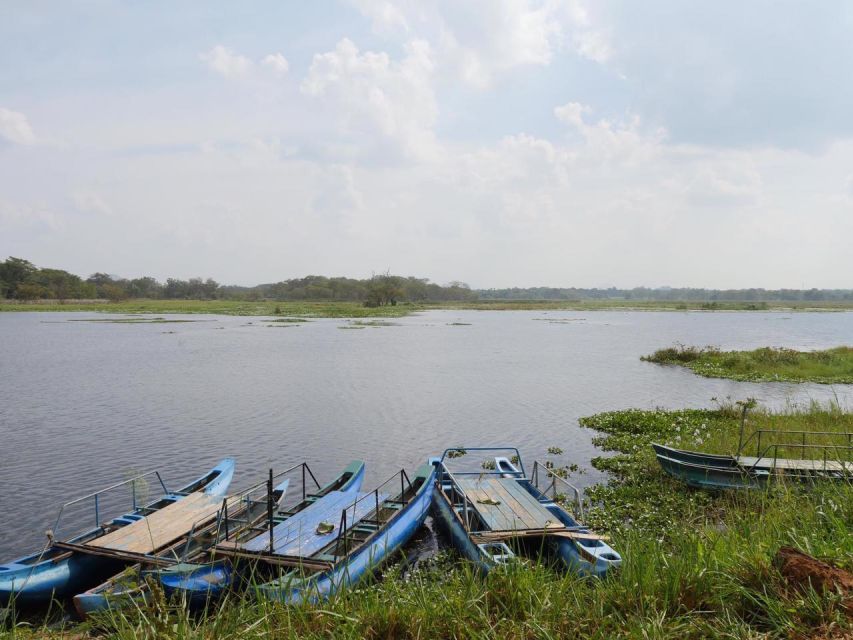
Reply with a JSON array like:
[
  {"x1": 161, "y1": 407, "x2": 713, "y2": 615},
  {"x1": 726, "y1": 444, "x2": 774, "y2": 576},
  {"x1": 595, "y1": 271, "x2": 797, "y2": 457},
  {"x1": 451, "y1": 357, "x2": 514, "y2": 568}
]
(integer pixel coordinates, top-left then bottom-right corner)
[{"x1": 1, "y1": 1, "x2": 852, "y2": 288}]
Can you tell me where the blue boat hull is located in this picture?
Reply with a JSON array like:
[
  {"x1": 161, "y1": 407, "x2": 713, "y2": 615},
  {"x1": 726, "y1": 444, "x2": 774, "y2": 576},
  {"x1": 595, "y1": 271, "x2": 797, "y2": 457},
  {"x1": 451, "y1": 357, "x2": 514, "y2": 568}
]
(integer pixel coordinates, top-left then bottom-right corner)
[
  {"x1": 0, "y1": 458, "x2": 235, "y2": 608},
  {"x1": 156, "y1": 461, "x2": 367, "y2": 607},
  {"x1": 256, "y1": 464, "x2": 436, "y2": 604},
  {"x1": 434, "y1": 454, "x2": 621, "y2": 577}
]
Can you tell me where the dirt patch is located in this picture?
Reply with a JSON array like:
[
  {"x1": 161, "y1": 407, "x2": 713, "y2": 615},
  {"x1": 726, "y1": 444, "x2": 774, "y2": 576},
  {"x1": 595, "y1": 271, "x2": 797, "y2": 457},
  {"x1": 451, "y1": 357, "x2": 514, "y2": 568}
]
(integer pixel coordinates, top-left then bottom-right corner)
[{"x1": 775, "y1": 546, "x2": 853, "y2": 615}]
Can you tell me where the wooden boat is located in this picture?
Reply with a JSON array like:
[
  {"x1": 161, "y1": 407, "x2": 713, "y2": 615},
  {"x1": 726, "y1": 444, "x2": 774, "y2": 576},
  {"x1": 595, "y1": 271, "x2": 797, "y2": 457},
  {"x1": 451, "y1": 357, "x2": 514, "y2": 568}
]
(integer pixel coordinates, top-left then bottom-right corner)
[
  {"x1": 0, "y1": 459, "x2": 235, "y2": 607},
  {"x1": 149, "y1": 460, "x2": 366, "y2": 608},
  {"x1": 216, "y1": 463, "x2": 435, "y2": 604},
  {"x1": 73, "y1": 470, "x2": 292, "y2": 618},
  {"x1": 432, "y1": 447, "x2": 620, "y2": 577},
  {"x1": 652, "y1": 442, "x2": 853, "y2": 490}
]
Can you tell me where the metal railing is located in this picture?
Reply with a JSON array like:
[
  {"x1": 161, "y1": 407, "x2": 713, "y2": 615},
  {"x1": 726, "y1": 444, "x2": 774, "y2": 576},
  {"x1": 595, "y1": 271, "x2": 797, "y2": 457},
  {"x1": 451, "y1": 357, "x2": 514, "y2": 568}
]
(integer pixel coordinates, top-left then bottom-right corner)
[
  {"x1": 333, "y1": 468, "x2": 412, "y2": 558},
  {"x1": 531, "y1": 460, "x2": 584, "y2": 519},
  {"x1": 740, "y1": 429, "x2": 853, "y2": 469},
  {"x1": 53, "y1": 469, "x2": 169, "y2": 540},
  {"x1": 435, "y1": 461, "x2": 478, "y2": 532},
  {"x1": 217, "y1": 462, "x2": 321, "y2": 545}
]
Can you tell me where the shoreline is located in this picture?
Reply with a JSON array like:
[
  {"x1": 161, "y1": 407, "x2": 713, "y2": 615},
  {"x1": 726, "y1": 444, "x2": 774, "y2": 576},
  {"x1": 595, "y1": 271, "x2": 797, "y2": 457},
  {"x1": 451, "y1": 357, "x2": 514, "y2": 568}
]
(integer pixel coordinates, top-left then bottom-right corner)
[{"x1": 2, "y1": 298, "x2": 853, "y2": 317}]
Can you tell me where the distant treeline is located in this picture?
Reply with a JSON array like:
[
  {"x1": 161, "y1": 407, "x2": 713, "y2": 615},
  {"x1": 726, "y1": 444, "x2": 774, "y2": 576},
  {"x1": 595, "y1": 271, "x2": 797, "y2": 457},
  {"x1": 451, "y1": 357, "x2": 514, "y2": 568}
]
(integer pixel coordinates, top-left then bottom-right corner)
[
  {"x1": 2, "y1": 257, "x2": 851, "y2": 305},
  {"x1": 0, "y1": 257, "x2": 475, "y2": 306},
  {"x1": 478, "y1": 286, "x2": 853, "y2": 302}
]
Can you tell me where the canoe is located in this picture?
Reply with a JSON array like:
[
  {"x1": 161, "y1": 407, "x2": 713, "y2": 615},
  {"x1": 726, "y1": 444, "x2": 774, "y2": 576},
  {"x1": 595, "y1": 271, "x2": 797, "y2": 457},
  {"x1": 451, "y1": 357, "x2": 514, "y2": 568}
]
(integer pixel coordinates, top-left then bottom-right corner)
[
  {"x1": 651, "y1": 443, "x2": 762, "y2": 489},
  {"x1": 0, "y1": 458, "x2": 235, "y2": 607},
  {"x1": 73, "y1": 474, "x2": 291, "y2": 619},
  {"x1": 151, "y1": 460, "x2": 365, "y2": 608},
  {"x1": 247, "y1": 462, "x2": 435, "y2": 604},
  {"x1": 432, "y1": 447, "x2": 620, "y2": 577}
]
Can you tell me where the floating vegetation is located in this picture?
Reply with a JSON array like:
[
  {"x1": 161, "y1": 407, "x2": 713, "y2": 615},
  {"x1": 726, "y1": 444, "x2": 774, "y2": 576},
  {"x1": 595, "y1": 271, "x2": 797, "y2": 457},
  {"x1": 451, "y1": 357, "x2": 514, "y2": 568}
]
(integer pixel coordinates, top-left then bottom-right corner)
[
  {"x1": 642, "y1": 344, "x2": 853, "y2": 384},
  {"x1": 66, "y1": 317, "x2": 197, "y2": 324},
  {"x1": 338, "y1": 325, "x2": 366, "y2": 330},
  {"x1": 348, "y1": 319, "x2": 402, "y2": 327},
  {"x1": 266, "y1": 324, "x2": 300, "y2": 328},
  {"x1": 266, "y1": 318, "x2": 311, "y2": 323},
  {"x1": 446, "y1": 448, "x2": 467, "y2": 459},
  {"x1": 447, "y1": 322, "x2": 472, "y2": 326},
  {"x1": 532, "y1": 318, "x2": 586, "y2": 324}
]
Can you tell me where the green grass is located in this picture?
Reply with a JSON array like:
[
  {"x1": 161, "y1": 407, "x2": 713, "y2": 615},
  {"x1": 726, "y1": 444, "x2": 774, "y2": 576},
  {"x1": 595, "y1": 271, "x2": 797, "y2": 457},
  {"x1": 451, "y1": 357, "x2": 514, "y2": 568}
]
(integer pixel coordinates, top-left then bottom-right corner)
[
  {"x1": 3, "y1": 298, "x2": 853, "y2": 318},
  {"x1": 4, "y1": 404, "x2": 850, "y2": 639},
  {"x1": 0, "y1": 299, "x2": 413, "y2": 318},
  {"x1": 643, "y1": 345, "x2": 853, "y2": 383}
]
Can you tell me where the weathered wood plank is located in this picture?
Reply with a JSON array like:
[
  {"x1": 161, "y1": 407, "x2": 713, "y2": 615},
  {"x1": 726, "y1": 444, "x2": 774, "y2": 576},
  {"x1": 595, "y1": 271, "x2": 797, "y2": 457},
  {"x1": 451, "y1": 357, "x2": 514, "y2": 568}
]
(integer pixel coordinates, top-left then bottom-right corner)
[
  {"x1": 457, "y1": 478, "x2": 558, "y2": 532},
  {"x1": 737, "y1": 456, "x2": 852, "y2": 472},
  {"x1": 88, "y1": 492, "x2": 233, "y2": 554}
]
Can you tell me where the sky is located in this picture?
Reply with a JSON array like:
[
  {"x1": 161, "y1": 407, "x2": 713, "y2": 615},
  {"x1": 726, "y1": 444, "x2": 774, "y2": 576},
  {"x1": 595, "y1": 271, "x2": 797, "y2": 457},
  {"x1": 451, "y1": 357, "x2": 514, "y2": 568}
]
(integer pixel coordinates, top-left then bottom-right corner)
[{"x1": 1, "y1": 1, "x2": 852, "y2": 289}]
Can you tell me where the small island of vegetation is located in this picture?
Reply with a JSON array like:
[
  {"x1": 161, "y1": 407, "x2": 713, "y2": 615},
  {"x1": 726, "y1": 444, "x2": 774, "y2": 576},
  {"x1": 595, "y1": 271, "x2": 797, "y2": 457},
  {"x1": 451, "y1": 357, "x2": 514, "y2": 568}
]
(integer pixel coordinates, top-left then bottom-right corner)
[{"x1": 643, "y1": 345, "x2": 853, "y2": 384}]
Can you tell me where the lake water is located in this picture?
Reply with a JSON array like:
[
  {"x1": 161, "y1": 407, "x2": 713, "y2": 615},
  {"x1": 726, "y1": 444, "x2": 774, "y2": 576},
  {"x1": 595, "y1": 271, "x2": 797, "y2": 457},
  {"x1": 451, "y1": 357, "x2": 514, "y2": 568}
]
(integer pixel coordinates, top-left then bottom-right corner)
[{"x1": 1, "y1": 310, "x2": 851, "y2": 559}]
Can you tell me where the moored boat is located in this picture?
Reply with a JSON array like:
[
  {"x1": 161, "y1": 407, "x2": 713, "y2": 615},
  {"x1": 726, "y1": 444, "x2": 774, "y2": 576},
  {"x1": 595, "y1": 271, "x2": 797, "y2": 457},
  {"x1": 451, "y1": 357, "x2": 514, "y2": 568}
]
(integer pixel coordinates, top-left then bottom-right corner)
[
  {"x1": 215, "y1": 463, "x2": 435, "y2": 604},
  {"x1": 432, "y1": 447, "x2": 620, "y2": 577},
  {"x1": 0, "y1": 459, "x2": 235, "y2": 608},
  {"x1": 652, "y1": 442, "x2": 852, "y2": 490},
  {"x1": 73, "y1": 471, "x2": 292, "y2": 618},
  {"x1": 151, "y1": 460, "x2": 366, "y2": 608}
]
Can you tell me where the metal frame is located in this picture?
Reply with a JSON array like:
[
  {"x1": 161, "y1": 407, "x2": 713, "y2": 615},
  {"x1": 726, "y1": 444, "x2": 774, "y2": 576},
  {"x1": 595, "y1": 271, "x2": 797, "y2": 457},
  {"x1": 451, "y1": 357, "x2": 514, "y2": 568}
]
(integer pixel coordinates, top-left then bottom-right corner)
[
  {"x1": 740, "y1": 429, "x2": 853, "y2": 471},
  {"x1": 53, "y1": 470, "x2": 170, "y2": 539},
  {"x1": 216, "y1": 462, "x2": 322, "y2": 547},
  {"x1": 530, "y1": 460, "x2": 584, "y2": 519},
  {"x1": 334, "y1": 468, "x2": 412, "y2": 558}
]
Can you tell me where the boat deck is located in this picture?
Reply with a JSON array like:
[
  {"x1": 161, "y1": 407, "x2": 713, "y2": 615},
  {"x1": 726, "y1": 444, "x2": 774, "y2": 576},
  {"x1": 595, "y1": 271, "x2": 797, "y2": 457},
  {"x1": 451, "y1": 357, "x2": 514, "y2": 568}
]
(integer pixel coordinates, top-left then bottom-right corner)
[
  {"x1": 456, "y1": 477, "x2": 562, "y2": 532},
  {"x1": 240, "y1": 490, "x2": 385, "y2": 557},
  {"x1": 737, "y1": 456, "x2": 852, "y2": 473},
  {"x1": 87, "y1": 492, "x2": 227, "y2": 554}
]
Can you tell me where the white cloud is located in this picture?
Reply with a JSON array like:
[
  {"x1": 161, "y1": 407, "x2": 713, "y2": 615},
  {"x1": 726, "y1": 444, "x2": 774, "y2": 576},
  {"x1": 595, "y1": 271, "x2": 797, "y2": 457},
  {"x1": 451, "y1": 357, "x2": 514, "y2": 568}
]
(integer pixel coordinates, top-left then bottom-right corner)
[
  {"x1": 0, "y1": 107, "x2": 36, "y2": 145},
  {"x1": 349, "y1": 0, "x2": 612, "y2": 88},
  {"x1": 301, "y1": 38, "x2": 438, "y2": 161},
  {"x1": 72, "y1": 191, "x2": 113, "y2": 216},
  {"x1": 199, "y1": 45, "x2": 252, "y2": 77},
  {"x1": 554, "y1": 101, "x2": 590, "y2": 128},
  {"x1": 261, "y1": 53, "x2": 289, "y2": 74}
]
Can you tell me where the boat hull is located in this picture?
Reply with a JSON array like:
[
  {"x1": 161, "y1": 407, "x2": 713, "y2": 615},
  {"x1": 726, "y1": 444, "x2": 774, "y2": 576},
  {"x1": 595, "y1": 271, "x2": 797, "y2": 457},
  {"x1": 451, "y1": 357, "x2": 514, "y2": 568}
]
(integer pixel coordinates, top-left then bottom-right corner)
[
  {"x1": 155, "y1": 461, "x2": 367, "y2": 607},
  {"x1": 256, "y1": 464, "x2": 435, "y2": 604},
  {"x1": 0, "y1": 458, "x2": 235, "y2": 609}
]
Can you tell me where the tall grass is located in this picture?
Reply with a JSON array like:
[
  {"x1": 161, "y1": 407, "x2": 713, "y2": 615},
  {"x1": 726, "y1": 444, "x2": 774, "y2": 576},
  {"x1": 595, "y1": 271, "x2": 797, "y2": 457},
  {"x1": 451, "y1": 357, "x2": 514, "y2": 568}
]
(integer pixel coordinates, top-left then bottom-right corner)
[
  {"x1": 643, "y1": 345, "x2": 853, "y2": 383},
  {"x1": 3, "y1": 404, "x2": 851, "y2": 639}
]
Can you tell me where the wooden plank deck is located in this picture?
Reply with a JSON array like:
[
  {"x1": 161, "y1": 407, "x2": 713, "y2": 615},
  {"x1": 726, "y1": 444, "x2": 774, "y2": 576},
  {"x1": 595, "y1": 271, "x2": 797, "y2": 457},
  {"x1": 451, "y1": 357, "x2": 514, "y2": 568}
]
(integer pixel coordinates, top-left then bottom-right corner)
[
  {"x1": 737, "y1": 456, "x2": 853, "y2": 473},
  {"x1": 241, "y1": 490, "x2": 385, "y2": 556},
  {"x1": 87, "y1": 492, "x2": 228, "y2": 554},
  {"x1": 456, "y1": 478, "x2": 562, "y2": 532}
]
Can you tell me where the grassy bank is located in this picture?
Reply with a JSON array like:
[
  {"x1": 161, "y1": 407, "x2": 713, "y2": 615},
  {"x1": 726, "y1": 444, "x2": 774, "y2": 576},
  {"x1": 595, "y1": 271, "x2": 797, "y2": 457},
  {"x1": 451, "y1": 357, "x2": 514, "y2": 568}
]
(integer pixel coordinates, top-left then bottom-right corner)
[
  {"x1": 643, "y1": 345, "x2": 853, "y2": 384},
  {"x1": 4, "y1": 404, "x2": 850, "y2": 639},
  {"x1": 0, "y1": 299, "x2": 413, "y2": 318},
  {"x1": 3, "y1": 298, "x2": 853, "y2": 317}
]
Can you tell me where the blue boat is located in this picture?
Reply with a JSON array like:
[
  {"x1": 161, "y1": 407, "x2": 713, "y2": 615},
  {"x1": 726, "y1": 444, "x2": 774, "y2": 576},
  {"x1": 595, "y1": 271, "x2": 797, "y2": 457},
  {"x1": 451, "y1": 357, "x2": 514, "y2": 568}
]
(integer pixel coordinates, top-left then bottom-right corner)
[
  {"x1": 73, "y1": 468, "x2": 292, "y2": 619},
  {"x1": 246, "y1": 463, "x2": 435, "y2": 604},
  {"x1": 651, "y1": 443, "x2": 762, "y2": 490},
  {"x1": 0, "y1": 459, "x2": 234, "y2": 608},
  {"x1": 151, "y1": 460, "x2": 365, "y2": 608},
  {"x1": 432, "y1": 447, "x2": 621, "y2": 577},
  {"x1": 652, "y1": 442, "x2": 853, "y2": 490}
]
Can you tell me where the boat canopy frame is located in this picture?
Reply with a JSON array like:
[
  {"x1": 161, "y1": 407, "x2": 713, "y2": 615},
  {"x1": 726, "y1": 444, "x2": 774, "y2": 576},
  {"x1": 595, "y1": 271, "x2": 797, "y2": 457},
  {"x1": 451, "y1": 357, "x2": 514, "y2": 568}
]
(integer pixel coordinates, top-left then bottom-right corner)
[{"x1": 52, "y1": 469, "x2": 171, "y2": 540}]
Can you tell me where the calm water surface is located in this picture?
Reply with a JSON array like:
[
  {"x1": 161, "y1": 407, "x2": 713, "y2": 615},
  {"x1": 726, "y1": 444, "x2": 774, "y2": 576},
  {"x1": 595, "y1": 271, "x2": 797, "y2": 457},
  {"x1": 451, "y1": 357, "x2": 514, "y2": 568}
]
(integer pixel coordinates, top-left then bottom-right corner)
[{"x1": 1, "y1": 310, "x2": 852, "y2": 558}]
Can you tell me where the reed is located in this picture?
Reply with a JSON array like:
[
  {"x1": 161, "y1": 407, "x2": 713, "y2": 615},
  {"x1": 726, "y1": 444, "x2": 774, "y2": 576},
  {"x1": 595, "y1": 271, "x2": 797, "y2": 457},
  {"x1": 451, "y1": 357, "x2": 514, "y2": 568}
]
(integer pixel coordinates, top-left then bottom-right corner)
[{"x1": 642, "y1": 345, "x2": 853, "y2": 383}]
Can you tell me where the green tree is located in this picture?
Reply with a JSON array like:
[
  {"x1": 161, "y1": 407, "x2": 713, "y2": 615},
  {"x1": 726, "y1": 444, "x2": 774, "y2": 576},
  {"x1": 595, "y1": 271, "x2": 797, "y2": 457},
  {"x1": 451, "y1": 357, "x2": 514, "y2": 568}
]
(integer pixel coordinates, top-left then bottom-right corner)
[{"x1": 0, "y1": 257, "x2": 37, "y2": 298}]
